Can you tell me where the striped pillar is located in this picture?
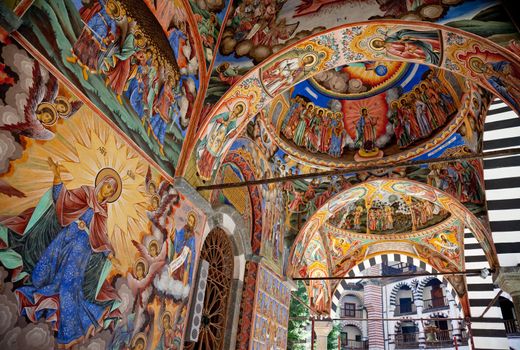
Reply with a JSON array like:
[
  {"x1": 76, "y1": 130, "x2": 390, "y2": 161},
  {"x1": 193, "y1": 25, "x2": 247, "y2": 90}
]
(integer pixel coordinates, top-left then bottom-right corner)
[
  {"x1": 363, "y1": 281, "x2": 385, "y2": 350},
  {"x1": 483, "y1": 99, "x2": 520, "y2": 267},
  {"x1": 464, "y1": 229, "x2": 509, "y2": 349}
]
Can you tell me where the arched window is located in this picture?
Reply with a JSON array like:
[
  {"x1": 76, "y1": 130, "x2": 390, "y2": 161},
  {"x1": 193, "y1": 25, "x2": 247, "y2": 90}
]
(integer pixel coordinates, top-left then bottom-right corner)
[
  {"x1": 185, "y1": 228, "x2": 234, "y2": 350},
  {"x1": 395, "y1": 285, "x2": 415, "y2": 315},
  {"x1": 340, "y1": 324, "x2": 363, "y2": 349},
  {"x1": 424, "y1": 278, "x2": 446, "y2": 310}
]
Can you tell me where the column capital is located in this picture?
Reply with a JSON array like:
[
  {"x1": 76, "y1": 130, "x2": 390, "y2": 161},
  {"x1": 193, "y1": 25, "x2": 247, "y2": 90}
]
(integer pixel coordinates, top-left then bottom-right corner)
[
  {"x1": 494, "y1": 266, "x2": 520, "y2": 297},
  {"x1": 313, "y1": 320, "x2": 333, "y2": 337}
]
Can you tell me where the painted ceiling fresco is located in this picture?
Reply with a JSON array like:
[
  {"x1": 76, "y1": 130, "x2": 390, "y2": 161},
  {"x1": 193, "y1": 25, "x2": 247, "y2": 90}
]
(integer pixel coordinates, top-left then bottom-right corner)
[
  {"x1": 15, "y1": 0, "x2": 203, "y2": 177},
  {"x1": 3, "y1": 0, "x2": 520, "y2": 336},
  {"x1": 287, "y1": 179, "x2": 494, "y2": 313},
  {"x1": 190, "y1": 21, "x2": 520, "y2": 185},
  {"x1": 265, "y1": 64, "x2": 470, "y2": 167},
  {"x1": 0, "y1": 36, "x2": 207, "y2": 349},
  {"x1": 200, "y1": 0, "x2": 519, "y2": 122}
]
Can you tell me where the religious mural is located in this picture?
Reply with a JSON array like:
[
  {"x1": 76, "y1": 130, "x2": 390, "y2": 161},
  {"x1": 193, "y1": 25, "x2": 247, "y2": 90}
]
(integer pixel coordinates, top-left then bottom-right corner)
[
  {"x1": 288, "y1": 179, "x2": 493, "y2": 283},
  {"x1": 0, "y1": 40, "x2": 206, "y2": 349},
  {"x1": 188, "y1": 0, "x2": 232, "y2": 67},
  {"x1": 327, "y1": 193, "x2": 450, "y2": 235},
  {"x1": 17, "y1": 0, "x2": 202, "y2": 176},
  {"x1": 250, "y1": 264, "x2": 291, "y2": 350},
  {"x1": 200, "y1": 0, "x2": 518, "y2": 122},
  {"x1": 192, "y1": 20, "x2": 519, "y2": 185},
  {"x1": 270, "y1": 65, "x2": 466, "y2": 164}
]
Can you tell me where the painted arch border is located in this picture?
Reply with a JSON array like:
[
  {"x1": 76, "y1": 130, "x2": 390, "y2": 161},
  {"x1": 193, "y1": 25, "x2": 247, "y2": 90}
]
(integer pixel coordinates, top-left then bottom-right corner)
[
  {"x1": 184, "y1": 19, "x2": 520, "y2": 180},
  {"x1": 288, "y1": 179, "x2": 498, "y2": 277}
]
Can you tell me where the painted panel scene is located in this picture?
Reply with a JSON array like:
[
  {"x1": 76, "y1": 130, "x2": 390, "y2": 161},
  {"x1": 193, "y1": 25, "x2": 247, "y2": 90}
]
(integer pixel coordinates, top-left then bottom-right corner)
[
  {"x1": 0, "y1": 39, "x2": 204, "y2": 349},
  {"x1": 1, "y1": 0, "x2": 520, "y2": 349}
]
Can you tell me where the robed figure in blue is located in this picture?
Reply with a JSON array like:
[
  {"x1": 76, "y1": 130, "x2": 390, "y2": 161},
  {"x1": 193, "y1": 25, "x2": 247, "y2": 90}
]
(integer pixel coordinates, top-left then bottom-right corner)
[{"x1": 0, "y1": 158, "x2": 122, "y2": 347}]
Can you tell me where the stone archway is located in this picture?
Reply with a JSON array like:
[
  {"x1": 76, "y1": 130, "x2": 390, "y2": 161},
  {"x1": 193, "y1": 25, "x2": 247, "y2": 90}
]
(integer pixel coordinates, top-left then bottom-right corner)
[
  {"x1": 185, "y1": 20, "x2": 520, "y2": 179},
  {"x1": 186, "y1": 228, "x2": 234, "y2": 350}
]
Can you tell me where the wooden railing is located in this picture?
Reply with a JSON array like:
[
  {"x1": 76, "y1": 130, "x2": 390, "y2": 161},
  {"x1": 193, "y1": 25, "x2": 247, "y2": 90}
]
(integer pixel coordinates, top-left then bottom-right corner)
[
  {"x1": 340, "y1": 339, "x2": 369, "y2": 350},
  {"x1": 423, "y1": 297, "x2": 448, "y2": 310},
  {"x1": 396, "y1": 330, "x2": 469, "y2": 349}
]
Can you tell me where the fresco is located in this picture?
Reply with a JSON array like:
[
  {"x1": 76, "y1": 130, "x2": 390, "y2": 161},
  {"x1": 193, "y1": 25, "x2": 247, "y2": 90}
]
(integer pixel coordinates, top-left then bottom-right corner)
[
  {"x1": 288, "y1": 179, "x2": 496, "y2": 277},
  {"x1": 191, "y1": 21, "x2": 520, "y2": 183},
  {"x1": 212, "y1": 77, "x2": 489, "y2": 253},
  {"x1": 17, "y1": 0, "x2": 202, "y2": 176},
  {"x1": 327, "y1": 192, "x2": 450, "y2": 235},
  {"x1": 0, "y1": 40, "x2": 206, "y2": 349},
  {"x1": 268, "y1": 65, "x2": 467, "y2": 165},
  {"x1": 200, "y1": 0, "x2": 518, "y2": 122},
  {"x1": 250, "y1": 264, "x2": 291, "y2": 350},
  {"x1": 188, "y1": 0, "x2": 232, "y2": 68}
]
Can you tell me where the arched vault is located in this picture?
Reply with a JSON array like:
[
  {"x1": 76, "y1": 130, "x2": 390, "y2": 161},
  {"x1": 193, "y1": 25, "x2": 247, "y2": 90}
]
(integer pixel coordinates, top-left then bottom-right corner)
[
  {"x1": 286, "y1": 179, "x2": 497, "y2": 314},
  {"x1": 182, "y1": 20, "x2": 520, "y2": 181}
]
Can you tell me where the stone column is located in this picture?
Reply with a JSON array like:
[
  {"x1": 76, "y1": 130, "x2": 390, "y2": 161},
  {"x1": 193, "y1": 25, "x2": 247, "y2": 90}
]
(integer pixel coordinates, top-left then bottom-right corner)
[
  {"x1": 414, "y1": 299, "x2": 426, "y2": 349},
  {"x1": 363, "y1": 281, "x2": 385, "y2": 350},
  {"x1": 387, "y1": 307, "x2": 396, "y2": 350},
  {"x1": 314, "y1": 320, "x2": 333, "y2": 350},
  {"x1": 447, "y1": 294, "x2": 461, "y2": 343},
  {"x1": 495, "y1": 266, "x2": 520, "y2": 323}
]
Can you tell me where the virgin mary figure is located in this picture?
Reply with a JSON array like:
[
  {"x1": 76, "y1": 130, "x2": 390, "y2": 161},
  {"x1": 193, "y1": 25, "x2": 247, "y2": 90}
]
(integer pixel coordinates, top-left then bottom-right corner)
[{"x1": 0, "y1": 158, "x2": 122, "y2": 347}]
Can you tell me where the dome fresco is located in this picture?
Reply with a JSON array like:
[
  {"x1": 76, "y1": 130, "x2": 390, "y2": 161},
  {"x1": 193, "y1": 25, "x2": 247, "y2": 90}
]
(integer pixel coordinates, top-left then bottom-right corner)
[
  {"x1": 265, "y1": 64, "x2": 472, "y2": 167},
  {"x1": 288, "y1": 179, "x2": 496, "y2": 279},
  {"x1": 326, "y1": 189, "x2": 451, "y2": 235},
  {"x1": 2, "y1": 0, "x2": 520, "y2": 347}
]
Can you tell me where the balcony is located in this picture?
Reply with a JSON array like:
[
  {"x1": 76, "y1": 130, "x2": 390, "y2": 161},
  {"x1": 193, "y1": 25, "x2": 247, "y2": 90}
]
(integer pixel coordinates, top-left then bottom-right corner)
[
  {"x1": 340, "y1": 339, "x2": 369, "y2": 350},
  {"x1": 504, "y1": 319, "x2": 520, "y2": 335},
  {"x1": 423, "y1": 297, "x2": 449, "y2": 311},
  {"x1": 394, "y1": 303, "x2": 417, "y2": 316},
  {"x1": 395, "y1": 330, "x2": 469, "y2": 349},
  {"x1": 339, "y1": 308, "x2": 364, "y2": 318},
  {"x1": 383, "y1": 262, "x2": 417, "y2": 276},
  {"x1": 395, "y1": 333, "x2": 419, "y2": 349}
]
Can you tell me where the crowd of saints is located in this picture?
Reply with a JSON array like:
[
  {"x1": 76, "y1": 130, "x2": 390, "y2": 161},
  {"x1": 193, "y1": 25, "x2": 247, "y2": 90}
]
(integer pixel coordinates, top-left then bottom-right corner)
[
  {"x1": 66, "y1": 0, "x2": 195, "y2": 154},
  {"x1": 328, "y1": 198, "x2": 450, "y2": 234},
  {"x1": 280, "y1": 70, "x2": 458, "y2": 160}
]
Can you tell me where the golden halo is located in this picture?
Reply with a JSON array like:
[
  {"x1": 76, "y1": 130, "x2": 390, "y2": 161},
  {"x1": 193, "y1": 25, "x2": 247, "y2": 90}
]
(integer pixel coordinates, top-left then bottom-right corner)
[
  {"x1": 133, "y1": 257, "x2": 149, "y2": 277},
  {"x1": 95, "y1": 167, "x2": 122, "y2": 203},
  {"x1": 161, "y1": 311, "x2": 173, "y2": 328},
  {"x1": 217, "y1": 62, "x2": 230, "y2": 73},
  {"x1": 369, "y1": 37, "x2": 386, "y2": 51},
  {"x1": 54, "y1": 97, "x2": 72, "y2": 117},
  {"x1": 302, "y1": 54, "x2": 317, "y2": 67},
  {"x1": 148, "y1": 239, "x2": 159, "y2": 253},
  {"x1": 150, "y1": 194, "x2": 161, "y2": 209},
  {"x1": 469, "y1": 56, "x2": 485, "y2": 73},
  {"x1": 130, "y1": 332, "x2": 147, "y2": 348},
  {"x1": 187, "y1": 211, "x2": 198, "y2": 227},
  {"x1": 134, "y1": 29, "x2": 147, "y2": 49},
  {"x1": 233, "y1": 101, "x2": 246, "y2": 117},
  {"x1": 306, "y1": 102, "x2": 314, "y2": 108},
  {"x1": 36, "y1": 102, "x2": 58, "y2": 127},
  {"x1": 106, "y1": 0, "x2": 125, "y2": 20}
]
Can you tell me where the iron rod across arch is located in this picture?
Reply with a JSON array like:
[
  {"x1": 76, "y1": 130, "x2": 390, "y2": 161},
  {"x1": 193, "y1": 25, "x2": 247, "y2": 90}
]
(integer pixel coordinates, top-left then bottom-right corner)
[
  {"x1": 290, "y1": 316, "x2": 466, "y2": 322},
  {"x1": 291, "y1": 269, "x2": 493, "y2": 281},
  {"x1": 196, "y1": 147, "x2": 520, "y2": 191}
]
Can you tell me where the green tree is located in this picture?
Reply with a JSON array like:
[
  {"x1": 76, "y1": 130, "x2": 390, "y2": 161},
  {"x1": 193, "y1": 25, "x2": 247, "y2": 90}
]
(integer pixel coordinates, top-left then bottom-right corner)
[
  {"x1": 327, "y1": 322, "x2": 341, "y2": 349},
  {"x1": 288, "y1": 281, "x2": 310, "y2": 350}
]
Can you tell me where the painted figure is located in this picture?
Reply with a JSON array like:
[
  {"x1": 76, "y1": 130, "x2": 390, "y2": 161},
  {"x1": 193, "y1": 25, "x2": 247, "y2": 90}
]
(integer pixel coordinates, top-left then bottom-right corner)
[
  {"x1": 0, "y1": 158, "x2": 121, "y2": 346},
  {"x1": 197, "y1": 102, "x2": 245, "y2": 180}
]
